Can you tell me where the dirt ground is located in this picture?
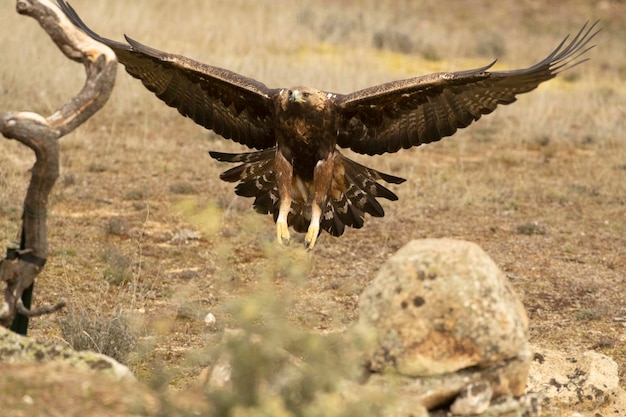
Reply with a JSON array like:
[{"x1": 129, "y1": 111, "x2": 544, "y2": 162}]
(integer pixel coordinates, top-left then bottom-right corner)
[{"x1": 1, "y1": 0, "x2": 625, "y2": 406}]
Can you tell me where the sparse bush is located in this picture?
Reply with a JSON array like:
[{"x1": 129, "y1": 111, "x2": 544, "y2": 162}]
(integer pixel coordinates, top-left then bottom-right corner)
[
  {"x1": 169, "y1": 181, "x2": 197, "y2": 195},
  {"x1": 104, "y1": 216, "x2": 129, "y2": 236},
  {"x1": 197, "y1": 289, "x2": 386, "y2": 417},
  {"x1": 575, "y1": 308, "x2": 604, "y2": 322},
  {"x1": 124, "y1": 188, "x2": 146, "y2": 201},
  {"x1": 61, "y1": 172, "x2": 77, "y2": 187},
  {"x1": 516, "y1": 222, "x2": 546, "y2": 236},
  {"x1": 87, "y1": 162, "x2": 107, "y2": 173},
  {"x1": 372, "y1": 30, "x2": 414, "y2": 54},
  {"x1": 59, "y1": 307, "x2": 138, "y2": 363},
  {"x1": 101, "y1": 246, "x2": 133, "y2": 285},
  {"x1": 173, "y1": 284, "x2": 205, "y2": 320}
]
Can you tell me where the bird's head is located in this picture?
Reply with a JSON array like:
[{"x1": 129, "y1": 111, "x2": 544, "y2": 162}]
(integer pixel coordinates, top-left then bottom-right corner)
[
  {"x1": 279, "y1": 87, "x2": 329, "y2": 113},
  {"x1": 288, "y1": 88, "x2": 309, "y2": 104}
]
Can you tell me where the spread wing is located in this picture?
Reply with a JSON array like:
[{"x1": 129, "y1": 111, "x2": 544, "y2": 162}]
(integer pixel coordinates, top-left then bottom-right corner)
[
  {"x1": 57, "y1": 0, "x2": 279, "y2": 150},
  {"x1": 334, "y1": 21, "x2": 600, "y2": 156}
]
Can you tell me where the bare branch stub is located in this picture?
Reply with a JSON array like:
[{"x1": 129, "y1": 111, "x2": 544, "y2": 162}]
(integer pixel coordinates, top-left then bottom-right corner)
[{"x1": 0, "y1": 0, "x2": 117, "y2": 329}]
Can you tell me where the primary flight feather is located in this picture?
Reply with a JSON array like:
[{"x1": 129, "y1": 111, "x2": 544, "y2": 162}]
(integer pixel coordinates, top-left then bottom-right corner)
[{"x1": 57, "y1": 1, "x2": 599, "y2": 249}]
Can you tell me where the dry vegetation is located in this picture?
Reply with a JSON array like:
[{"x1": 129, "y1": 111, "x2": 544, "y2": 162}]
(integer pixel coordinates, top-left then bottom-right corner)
[{"x1": 1, "y1": 0, "x2": 625, "y2": 414}]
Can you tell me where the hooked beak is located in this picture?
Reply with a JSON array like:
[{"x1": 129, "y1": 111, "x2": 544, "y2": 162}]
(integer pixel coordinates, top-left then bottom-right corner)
[{"x1": 289, "y1": 89, "x2": 304, "y2": 103}]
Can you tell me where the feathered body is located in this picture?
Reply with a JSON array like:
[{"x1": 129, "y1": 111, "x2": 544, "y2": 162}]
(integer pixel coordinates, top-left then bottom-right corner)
[
  {"x1": 57, "y1": 0, "x2": 599, "y2": 248},
  {"x1": 210, "y1": 87, "x2": 406, "y2": 241}
]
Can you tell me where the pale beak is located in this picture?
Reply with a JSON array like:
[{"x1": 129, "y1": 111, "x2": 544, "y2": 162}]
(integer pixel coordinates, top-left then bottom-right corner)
[{"x1": 289, "y1": 89, "x2": 304, "y2": 103}]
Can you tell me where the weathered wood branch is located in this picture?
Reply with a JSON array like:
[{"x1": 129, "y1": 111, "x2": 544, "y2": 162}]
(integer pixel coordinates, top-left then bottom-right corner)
[{"x1": 0, "y1": 0, "x2": 117, "y2": 330}]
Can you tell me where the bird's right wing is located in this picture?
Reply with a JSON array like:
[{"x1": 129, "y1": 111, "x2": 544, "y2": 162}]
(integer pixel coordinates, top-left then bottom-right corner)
[{"x1": 57, "y1": 0, "x2": 279, "y2": 150}]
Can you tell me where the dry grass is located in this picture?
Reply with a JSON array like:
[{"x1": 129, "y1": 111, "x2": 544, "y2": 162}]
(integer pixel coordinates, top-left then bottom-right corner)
[{"x1": 1, "y1": 0, "x2": 625, "y2": 413}]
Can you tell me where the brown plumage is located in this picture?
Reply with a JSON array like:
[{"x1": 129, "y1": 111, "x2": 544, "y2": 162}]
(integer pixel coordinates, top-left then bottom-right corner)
[{"x1": 57, "y1": 1, "x2": 599, "y2": 249}]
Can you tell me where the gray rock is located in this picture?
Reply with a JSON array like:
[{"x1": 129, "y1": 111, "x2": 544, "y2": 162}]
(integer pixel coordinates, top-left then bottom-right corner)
[
  {"x1": 450, "y1": 381, "x2": 493, "y2": 415},
  {"x1": 527, "y1": 347, "x2": 625, "y2": 415},
  {"x1": 358, "y1": 239, "x2": 531, "y2": 409}
]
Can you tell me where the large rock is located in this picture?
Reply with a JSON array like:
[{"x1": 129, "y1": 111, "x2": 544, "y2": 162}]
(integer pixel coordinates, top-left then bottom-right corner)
[{"x1": 358, "y1": 239, "x2": 532, "y2": 410}]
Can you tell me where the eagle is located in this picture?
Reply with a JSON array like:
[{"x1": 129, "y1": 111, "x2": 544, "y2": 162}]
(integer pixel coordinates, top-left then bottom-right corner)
[{"x1": 57, "y1": 1, "x2": 598, "y2": 249}]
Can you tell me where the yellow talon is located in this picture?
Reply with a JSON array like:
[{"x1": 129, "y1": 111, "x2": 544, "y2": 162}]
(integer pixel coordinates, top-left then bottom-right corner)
[
  {"x1": 276, "y1": 220, "x2": 290, "y2": 245},
  {"x1": 304, "y1": 224, "x2": 319, "y2": 250}
]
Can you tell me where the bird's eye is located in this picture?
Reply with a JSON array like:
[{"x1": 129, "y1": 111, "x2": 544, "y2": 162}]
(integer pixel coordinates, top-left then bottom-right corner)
[{"x1": 303, "y1": 92, "x2": 310, "y2": 98}]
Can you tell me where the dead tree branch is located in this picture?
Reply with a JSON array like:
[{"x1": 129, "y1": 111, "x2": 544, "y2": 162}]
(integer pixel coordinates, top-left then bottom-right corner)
[{"x1": 0, "y1": 0, "x2": 116, "y2": 330}]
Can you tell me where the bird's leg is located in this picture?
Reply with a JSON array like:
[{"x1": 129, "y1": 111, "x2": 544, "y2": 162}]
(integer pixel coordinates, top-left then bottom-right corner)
[
  {"x1": 306, "y1": 154, "x2": 334, "y2": 249},
  {"x1": 275, "y1": 148, "x2": 293, "y2": 245},
  {"x1": 306, "y1": 201, "x2": 322, "y2": 250},
  {"x1": 276, "y1": 198, "x2": 291, "y2": 245}
]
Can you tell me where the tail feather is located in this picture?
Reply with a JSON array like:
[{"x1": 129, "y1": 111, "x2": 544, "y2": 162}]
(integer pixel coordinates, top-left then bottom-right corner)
[
  {"x1": 210, "y1": 149, "x2": 275, "y2": 182},
  {"x1": 235, "y1": 173, "x2": 275, "y2": 198},
  {"x1": 209, "y1": 149, "x2": 279, "y2": 215},
  {"x1": 320, "y1": 153, "x2": 405, "y2": 236},
  {"x1": 252, "y1": 185, "x2": 279, "y2": 214},
  {"x1": 331, "y1": 191, "x2": 366, "y2": 229},
  {"x1": 343, "y1": 158, "x2": 406, "y2": 185},
  {"x1": 321, "y1": 199, "x2": 347, "y2": 236},
  {"x1": 374, "y1": 182, "x2": 400, "y2": 201},
  {"x1": 210, "y1": 148, "x2": 405, "y2": 238}
]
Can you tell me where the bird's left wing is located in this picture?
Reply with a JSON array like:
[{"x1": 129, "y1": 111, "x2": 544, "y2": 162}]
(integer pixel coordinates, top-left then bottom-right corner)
[
  {"x1": 334, "y1": 21, "x2": 600, "y2": 156},
  {"x1": 57, "y1": 0, "x2": 280, "y2": 150}
]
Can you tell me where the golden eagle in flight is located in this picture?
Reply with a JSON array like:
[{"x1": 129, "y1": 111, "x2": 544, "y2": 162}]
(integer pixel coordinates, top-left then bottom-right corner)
[{"x1": 57, "y1": 1, "x2": 598, "y2": 249}]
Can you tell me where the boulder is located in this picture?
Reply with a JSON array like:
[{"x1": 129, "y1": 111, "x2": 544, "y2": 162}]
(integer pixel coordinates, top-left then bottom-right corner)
[{"x1": 358, "y1": 239, "x2": 532, "y2": 410}]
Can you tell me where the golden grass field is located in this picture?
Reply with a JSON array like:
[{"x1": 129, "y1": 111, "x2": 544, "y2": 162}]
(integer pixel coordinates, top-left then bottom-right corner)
[{"x1": 1, "y1": 0, "x2": 625, "y2": 414}]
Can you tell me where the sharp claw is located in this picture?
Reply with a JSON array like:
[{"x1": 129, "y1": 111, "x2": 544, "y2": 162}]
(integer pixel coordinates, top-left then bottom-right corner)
[
  {"x1": 304, "y1": 225, "x2": 319, "y2": 250},
  {"x1": 276, "y1": 221, "x2": 290, "y2": 245}
]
